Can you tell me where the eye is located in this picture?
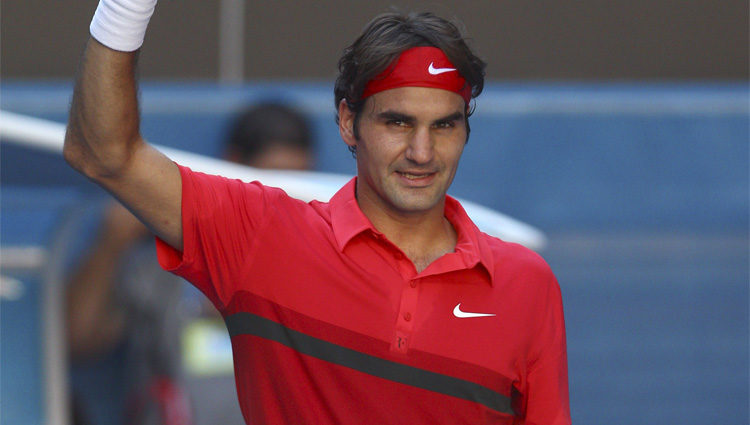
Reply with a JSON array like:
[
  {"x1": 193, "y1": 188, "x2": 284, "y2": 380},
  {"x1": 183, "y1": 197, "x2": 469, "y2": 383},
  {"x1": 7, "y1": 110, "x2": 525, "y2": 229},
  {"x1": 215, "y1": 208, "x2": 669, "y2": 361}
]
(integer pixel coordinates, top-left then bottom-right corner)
[
  {"x1": 387, "y1": 119, "x2": 406, "y2": 127},
  {"x1": 434, "y1": 120, "x2": 455, "y2": 129}
]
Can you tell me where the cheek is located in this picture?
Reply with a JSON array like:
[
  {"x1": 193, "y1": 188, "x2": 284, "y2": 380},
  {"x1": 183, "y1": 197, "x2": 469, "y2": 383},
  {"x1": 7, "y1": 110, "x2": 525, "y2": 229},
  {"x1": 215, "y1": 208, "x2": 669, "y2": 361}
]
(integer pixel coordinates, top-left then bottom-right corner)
[
  {"x1": 356, "y1": 138, "x2": 391, "y2": 176},
  {"x1": 362, "y1": 135, "x2": 402, "y2": 165},
  {"x1": 441, "y1": 139, "x2": 466, "y2": 165}
]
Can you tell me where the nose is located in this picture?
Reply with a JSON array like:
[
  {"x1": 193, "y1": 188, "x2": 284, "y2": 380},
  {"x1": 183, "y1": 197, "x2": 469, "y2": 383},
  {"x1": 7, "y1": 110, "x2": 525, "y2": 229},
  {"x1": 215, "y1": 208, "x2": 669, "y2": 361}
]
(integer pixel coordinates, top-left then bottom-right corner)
[{"x1": 405, "y1": 126, "x2": 434, "y2": 164}]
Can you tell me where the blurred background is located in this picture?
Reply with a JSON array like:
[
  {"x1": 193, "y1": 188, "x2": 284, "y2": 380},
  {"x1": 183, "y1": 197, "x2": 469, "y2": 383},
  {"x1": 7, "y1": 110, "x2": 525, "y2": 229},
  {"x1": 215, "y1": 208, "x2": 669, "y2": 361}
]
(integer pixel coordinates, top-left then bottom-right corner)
[{"x1": 1, "y1": 1, "x2": 748, "y2": 424}]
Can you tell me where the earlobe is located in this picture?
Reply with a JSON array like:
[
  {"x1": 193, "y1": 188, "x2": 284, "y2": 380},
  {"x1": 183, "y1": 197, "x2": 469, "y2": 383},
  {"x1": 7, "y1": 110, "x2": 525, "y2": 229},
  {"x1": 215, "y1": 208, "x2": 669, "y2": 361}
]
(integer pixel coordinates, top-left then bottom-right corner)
[{"x1": 338, "y1": 99, "x2": 356, "y2": 147}]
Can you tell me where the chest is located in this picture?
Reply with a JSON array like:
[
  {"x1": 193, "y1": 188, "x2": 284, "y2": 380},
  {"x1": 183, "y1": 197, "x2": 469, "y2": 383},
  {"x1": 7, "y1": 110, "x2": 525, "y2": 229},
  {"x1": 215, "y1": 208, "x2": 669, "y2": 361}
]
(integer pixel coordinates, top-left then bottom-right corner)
[{"x1": 234, "y1": 227, "x2": 533, "y2": 383}]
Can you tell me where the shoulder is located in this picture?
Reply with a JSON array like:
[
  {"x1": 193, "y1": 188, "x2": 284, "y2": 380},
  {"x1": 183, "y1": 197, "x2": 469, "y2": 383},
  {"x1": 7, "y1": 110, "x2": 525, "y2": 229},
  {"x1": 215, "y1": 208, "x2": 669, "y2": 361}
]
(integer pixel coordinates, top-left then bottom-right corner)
[
  {"x1": 479, "y1": 235, "x2": 565, "y2": 331},
  {"x1": 487, "y1": 233, "x2": 552, "y2": 271},
  {"x1": 178, "y1": 164, "x2": 308, "y2": 208},
  {"x1": 480, "y1": 233, "x2": 558, "y2": 291}
]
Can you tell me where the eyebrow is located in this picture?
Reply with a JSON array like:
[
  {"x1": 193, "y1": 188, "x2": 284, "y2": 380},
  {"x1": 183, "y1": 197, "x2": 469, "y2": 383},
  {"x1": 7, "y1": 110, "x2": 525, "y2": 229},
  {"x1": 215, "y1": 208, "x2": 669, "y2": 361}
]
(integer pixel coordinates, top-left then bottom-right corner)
[
  {"x1": 376, "y1": 111, "x2": 415, "y2": 124},
  {"x1": 434, "y1": 111, "x2": 465, "y2": 124},
  {"x1": 375, "y1": 110, "x2": 465, "y2": 125}
]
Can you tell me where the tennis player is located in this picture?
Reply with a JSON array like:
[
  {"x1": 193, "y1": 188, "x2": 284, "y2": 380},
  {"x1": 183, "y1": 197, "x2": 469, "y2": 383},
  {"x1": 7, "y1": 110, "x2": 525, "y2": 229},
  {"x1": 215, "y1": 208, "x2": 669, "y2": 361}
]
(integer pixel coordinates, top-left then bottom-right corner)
[{"x1": 64, "y1": 1, "x2": 571, "y2": 424}]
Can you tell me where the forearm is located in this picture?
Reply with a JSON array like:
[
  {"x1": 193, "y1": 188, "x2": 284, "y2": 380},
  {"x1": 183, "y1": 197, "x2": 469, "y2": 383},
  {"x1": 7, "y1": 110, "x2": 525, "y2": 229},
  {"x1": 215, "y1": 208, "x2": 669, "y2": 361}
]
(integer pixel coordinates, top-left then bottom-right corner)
[{"x1": 64, "y1": 38, "x2": 142, "y2": 181}]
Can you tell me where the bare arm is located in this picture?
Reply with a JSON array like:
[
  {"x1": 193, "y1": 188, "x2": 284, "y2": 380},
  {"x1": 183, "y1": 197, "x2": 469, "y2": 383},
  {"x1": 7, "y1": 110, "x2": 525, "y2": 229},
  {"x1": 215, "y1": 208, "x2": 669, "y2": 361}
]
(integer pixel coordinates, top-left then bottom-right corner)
[{"x1": 64, "y1": 37, "x2": 183, "y2": 250}]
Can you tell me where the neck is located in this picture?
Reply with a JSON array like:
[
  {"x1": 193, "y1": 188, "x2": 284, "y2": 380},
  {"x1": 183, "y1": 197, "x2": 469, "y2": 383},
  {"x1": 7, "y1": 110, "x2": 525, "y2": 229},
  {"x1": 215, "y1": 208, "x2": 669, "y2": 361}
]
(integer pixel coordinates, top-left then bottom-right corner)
[{"x1": 357, "y1": 193, "x2": 457, "y2": 273}]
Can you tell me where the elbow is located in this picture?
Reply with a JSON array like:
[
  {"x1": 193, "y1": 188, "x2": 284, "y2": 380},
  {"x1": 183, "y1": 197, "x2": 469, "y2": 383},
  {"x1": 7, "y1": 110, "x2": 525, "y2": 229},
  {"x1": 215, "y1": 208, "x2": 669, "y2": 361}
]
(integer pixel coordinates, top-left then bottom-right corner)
[
  {"x1": 62, "y1": 137, "x2": 103, "y2": 184},
  {"x1": 62, "y1": 131, "x2": 84, "y2": 173},
  {"x1": 63, "y1": 122, "x2": 138, "y2": 182},
  {"x1": 63, "y1": 124, "x2": 92, "y2": 178}
]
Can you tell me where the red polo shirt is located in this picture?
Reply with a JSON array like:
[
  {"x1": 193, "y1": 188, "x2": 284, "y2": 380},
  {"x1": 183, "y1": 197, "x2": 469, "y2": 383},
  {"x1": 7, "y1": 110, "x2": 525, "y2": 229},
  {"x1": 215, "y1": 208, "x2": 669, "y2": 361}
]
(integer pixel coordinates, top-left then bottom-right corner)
[{"x1": 157, "y1": 165, "x2": 570, "y2": 425}]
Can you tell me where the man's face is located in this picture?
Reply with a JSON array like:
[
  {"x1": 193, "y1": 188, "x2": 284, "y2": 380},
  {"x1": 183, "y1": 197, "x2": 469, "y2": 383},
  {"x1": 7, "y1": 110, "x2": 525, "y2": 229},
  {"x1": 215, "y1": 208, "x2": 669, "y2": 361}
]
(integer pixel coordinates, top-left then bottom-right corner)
[{"x1": 339, "y1": 86, "x2": 467, "y2": 219}]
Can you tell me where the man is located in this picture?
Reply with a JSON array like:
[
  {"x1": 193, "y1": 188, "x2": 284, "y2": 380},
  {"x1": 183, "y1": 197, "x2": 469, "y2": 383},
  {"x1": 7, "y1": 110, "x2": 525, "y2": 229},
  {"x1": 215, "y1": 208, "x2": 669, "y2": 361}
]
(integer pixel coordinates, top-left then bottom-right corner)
[
  {"x1": 65, "y1": 1, "x2": 570, "y2": 424},
  {"x1": 65, "y1": 102, "x2": 314, "y2": 425}
]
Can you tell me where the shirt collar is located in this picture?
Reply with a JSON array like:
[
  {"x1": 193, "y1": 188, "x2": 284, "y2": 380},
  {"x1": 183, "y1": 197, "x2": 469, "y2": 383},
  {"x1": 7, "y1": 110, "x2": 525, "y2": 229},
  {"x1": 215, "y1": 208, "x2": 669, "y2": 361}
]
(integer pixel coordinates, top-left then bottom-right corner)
[
  {"x1": 443, "y1": 194, "x2": 496, "y2": 284},
  {"x1": 329, "y1": 178, "x2": 496, "y2": 284},
  {"x1": 329, "y1": 178, "x2": 376, "y2": 250}
]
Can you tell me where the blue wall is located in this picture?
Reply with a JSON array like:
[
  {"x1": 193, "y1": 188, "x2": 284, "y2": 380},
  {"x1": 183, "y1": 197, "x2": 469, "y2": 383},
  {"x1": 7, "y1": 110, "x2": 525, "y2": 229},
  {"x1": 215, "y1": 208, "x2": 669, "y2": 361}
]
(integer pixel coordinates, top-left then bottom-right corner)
[{"x1": 2, "y1": 82, "x2": 748, "y2": 424}]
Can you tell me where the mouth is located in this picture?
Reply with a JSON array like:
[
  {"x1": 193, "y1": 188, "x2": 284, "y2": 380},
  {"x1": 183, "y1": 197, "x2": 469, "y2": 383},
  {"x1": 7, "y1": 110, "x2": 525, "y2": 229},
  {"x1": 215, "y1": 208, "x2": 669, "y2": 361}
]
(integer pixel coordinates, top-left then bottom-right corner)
[{"x1": 395, "y1": 170, "x2": 437, "y2": 186}]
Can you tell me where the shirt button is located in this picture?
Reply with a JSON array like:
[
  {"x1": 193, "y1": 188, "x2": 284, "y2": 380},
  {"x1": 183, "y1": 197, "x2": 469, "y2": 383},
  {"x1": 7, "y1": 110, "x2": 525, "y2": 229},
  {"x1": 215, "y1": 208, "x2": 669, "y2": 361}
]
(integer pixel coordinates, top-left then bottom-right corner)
[
  {"x1": 410, "y1": 281, "x2": 417, "y2": 288},
  {"x1": 403, "y1": 312, "x2": 412, "y2": 321}
]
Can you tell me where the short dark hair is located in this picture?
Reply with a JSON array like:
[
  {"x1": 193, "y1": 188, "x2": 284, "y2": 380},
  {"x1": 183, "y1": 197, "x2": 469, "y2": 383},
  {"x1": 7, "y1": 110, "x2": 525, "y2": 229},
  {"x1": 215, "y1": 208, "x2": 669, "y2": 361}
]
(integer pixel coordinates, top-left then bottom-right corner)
[
  {"x1": 334, "y1": 11, "x2": 486, "y2": 150},
  {"x1": 226, "y1": 102, "x2": 313, "y2": 163}
]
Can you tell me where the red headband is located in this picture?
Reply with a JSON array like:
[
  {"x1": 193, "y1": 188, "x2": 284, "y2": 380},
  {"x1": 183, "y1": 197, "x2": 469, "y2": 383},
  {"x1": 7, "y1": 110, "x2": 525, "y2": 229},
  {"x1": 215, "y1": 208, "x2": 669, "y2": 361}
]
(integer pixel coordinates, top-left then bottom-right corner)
[{"x1": 361, "y1": 46, "x2": 472, "y2": 105}]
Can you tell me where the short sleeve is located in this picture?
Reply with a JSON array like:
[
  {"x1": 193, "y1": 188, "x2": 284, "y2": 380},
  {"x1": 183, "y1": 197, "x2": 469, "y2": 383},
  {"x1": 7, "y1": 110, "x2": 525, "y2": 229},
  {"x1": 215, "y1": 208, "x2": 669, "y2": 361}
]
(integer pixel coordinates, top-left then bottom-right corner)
[{"x1": 156, "y1": 164, "x2": 272, "y2": 311}]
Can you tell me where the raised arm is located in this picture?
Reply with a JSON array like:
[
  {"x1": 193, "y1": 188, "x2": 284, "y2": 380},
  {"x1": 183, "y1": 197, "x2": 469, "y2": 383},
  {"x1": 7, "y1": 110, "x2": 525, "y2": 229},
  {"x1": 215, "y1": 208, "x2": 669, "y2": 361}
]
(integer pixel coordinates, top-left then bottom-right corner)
[{"x1": 64, "y1": 0, "x2": 183, "y2": 250}]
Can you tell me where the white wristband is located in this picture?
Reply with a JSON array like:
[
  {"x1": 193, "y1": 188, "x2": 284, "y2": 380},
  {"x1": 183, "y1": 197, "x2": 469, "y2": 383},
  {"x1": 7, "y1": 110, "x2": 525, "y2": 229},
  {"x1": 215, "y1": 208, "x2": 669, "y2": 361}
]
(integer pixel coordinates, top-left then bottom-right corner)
[{"x1": 89, "y1": 0, "x2": 158, "y2": 52}]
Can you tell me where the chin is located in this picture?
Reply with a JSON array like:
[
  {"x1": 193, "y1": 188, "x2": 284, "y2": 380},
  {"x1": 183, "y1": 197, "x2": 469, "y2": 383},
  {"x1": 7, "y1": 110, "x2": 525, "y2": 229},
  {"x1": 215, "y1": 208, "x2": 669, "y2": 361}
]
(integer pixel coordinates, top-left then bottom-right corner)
[{"x1": 389, "y1": 191, "x2": 444, "y2": 214}]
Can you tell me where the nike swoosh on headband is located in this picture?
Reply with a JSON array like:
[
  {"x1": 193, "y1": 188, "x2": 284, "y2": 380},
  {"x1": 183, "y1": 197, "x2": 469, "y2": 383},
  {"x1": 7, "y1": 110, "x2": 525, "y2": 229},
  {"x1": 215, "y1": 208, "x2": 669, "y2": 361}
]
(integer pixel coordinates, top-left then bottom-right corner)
[
  {"x1": 428, "y1": 62, "x2": 457, "y2": 75},
  {"x1": 361, "y1": 47, "x2": 471, "y2": 104}
]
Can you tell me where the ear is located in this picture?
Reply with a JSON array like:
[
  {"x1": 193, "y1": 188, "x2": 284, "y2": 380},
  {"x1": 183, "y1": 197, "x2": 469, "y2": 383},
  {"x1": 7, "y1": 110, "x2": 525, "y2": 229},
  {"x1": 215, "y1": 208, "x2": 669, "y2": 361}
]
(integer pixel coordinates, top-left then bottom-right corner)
[{"x1": 338, "y1": 99, "x2": 357, "y2": 149}]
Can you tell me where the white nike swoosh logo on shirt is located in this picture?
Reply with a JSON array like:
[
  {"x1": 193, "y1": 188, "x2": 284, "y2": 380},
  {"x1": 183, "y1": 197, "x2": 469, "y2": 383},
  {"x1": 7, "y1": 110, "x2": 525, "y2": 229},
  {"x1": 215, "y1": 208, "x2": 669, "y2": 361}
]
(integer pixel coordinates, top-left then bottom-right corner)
[
  {"x1": 453, "y1": 303, "x2": 496, "y2": 318},
  {"x1": 428, "y1": 62, "x2": 457, "y2": 75}
]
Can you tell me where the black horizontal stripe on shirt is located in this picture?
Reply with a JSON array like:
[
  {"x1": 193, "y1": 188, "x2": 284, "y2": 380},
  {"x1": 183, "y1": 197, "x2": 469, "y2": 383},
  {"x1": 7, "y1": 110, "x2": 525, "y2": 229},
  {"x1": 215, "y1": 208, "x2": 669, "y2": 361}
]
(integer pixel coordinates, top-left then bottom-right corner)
[{"x1": 225, "y1": 312, "x2": 516, "y2": 416}]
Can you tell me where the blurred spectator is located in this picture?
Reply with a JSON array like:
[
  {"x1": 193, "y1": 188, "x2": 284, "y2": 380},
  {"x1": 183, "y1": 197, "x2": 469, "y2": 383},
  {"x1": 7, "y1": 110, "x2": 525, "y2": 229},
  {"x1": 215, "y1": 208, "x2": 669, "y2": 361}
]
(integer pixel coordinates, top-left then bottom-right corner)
[
  {"x1": 66, "y1": 102, "x2": 314, "y2": 425},
  {"x1": 224, "y1": 102, "x2": 314, "y2": 171}
]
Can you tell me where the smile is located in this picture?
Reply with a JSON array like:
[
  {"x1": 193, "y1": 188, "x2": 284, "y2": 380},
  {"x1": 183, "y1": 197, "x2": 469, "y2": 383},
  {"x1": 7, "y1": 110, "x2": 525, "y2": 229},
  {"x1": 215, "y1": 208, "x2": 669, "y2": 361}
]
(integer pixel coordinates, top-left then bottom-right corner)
[
  {"x1": 398, "y1": 171, "x2": 432, "y2": 179},
  {"x1": 395, "y1": 171, "x2": 437, "y2": 186}
]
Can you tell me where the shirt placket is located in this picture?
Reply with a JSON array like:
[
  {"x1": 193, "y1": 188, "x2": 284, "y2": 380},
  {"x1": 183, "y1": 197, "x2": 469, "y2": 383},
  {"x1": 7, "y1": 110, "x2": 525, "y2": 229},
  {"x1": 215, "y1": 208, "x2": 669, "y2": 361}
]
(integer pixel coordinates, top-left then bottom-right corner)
[
  {"x1": 370, "y1": 230, "x2": 477, "y2": 355},
  {"x1": 392, "y1": 278, "x2": 420, "y2": 355},
  {"x1": 385, "y1": 249, "x2": 420, "y2": 355}
]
